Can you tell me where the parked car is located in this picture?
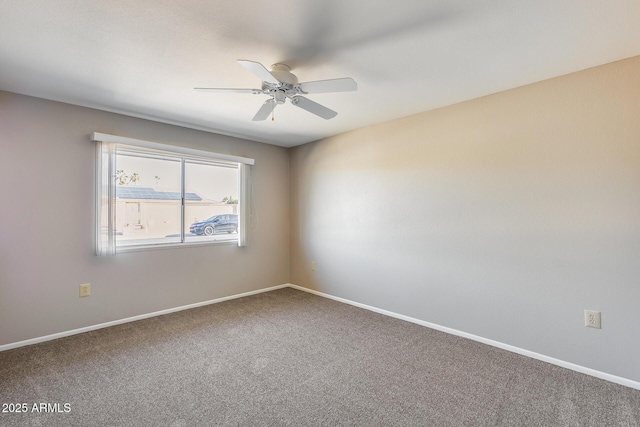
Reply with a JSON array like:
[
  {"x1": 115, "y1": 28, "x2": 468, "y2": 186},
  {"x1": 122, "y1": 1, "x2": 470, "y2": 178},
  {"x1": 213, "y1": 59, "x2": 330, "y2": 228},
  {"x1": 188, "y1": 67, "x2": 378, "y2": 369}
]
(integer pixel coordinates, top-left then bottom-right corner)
[{"x1": 190, "y1": 214, "x2": 238, "y2": 235}]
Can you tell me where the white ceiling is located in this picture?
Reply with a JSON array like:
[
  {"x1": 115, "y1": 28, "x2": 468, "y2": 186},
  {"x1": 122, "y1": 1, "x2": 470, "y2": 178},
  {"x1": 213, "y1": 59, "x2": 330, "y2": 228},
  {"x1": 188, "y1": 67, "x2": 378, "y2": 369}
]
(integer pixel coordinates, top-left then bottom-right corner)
[{"x1": 1, "y1": 1, "x2": 639, "y2": 147}]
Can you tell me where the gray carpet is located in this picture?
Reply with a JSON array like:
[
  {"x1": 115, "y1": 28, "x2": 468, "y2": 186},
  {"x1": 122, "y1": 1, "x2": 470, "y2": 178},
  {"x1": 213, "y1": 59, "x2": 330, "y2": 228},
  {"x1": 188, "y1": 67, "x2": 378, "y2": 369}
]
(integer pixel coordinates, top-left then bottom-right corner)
[{"x1": 1, "y1": 287, "x2": 638, "y2": 426}]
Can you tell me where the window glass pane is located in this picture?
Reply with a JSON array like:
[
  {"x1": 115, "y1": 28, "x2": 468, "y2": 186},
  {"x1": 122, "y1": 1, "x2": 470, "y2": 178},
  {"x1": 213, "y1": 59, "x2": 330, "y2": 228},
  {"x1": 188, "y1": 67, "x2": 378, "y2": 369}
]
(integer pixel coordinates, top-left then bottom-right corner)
[
  {"x1": 184, "y1": 160, "x2": 239, "y2": 243},
  {"x1": 115, "y1": 152, "x2": 182, "y2": 247}
]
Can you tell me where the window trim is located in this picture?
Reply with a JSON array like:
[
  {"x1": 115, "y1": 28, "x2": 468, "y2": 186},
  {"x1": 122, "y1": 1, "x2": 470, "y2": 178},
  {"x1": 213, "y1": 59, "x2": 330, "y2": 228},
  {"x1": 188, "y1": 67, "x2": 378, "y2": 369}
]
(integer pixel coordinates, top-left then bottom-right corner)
[
  {"x1": 91, "y1": 132, "x2": 255, "y2": 165},
  {"x1": 92, "y1": 133, "x2": 254, "y2": 255}
]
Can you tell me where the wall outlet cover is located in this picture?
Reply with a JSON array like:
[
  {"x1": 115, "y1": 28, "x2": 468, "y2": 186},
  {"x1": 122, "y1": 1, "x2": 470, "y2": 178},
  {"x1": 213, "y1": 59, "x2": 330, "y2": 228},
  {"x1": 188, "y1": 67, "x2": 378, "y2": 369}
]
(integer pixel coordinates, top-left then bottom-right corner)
[
  {"x1": 79, "y1": 283, "x2": 91, "y2": 297},
  {"x1": 584, "y1": 309, "x2": 601, "y2": 329}
]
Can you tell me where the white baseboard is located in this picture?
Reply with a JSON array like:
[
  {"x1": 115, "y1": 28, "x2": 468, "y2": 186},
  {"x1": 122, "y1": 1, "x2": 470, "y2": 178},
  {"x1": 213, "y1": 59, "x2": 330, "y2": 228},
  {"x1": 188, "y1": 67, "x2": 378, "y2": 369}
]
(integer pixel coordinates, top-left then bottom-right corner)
[
  {"x1": 3, "y1": 282, "x2": 638, "y2": 391},
  {"x1": 0, "y1": 284, "x2": 289, "y2": 352},
  {"x1": 286, "y1": 283, "x2": 640, "y2": 391}
]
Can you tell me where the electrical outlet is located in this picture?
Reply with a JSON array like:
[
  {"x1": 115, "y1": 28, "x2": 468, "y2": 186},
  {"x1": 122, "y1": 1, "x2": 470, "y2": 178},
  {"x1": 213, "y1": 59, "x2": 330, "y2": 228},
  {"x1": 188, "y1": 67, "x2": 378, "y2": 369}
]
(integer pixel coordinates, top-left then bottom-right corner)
[
  {"x1": 311, "y1": 261, "x2": 316, "y2": 271},
  {"x1": 584, "y1": 309, "x2": 601, "y2": 329},
  {"x1": 79, "y1": 283, "x2": 91, "y2": 297}
]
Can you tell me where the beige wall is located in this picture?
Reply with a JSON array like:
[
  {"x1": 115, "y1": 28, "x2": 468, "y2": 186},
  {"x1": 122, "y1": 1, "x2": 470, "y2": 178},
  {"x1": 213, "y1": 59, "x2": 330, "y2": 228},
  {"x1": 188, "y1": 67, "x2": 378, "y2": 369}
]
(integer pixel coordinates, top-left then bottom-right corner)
[
  {"x1": 0, "y1": 92, "x2": 290, "y2": 345},
  {"x1": 290, "y1": 56, "x2": 640, "y2": 382}
]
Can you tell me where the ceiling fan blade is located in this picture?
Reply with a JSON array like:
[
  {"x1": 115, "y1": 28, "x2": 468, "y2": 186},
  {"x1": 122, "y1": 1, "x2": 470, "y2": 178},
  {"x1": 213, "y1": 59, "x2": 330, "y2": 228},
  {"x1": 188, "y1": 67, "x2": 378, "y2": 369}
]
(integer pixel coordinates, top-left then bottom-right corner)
[
  {"x1": 237, "y1": 60, "x2": 280, "y2": 85},
  {"x1": 194, "y1": 87, "x2": 262, "y2": 94},
  {"x1": 290, "y1": 96, "x2": 337, "y2": 120},
  {"x1": 297, "y1": 77, "x2": 357, "y2": 94},
  {"x1": 252, "y1": 99, "x2": 276, "y2": 121}
]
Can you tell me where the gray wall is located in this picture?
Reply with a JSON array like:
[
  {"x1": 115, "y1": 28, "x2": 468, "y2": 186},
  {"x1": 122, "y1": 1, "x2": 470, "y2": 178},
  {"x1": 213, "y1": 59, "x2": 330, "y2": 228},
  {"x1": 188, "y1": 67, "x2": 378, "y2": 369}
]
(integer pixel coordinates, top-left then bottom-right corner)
[
  {"x1": 290, "y1": 56, "x2": 640, "y2": 382},
  {"x1": 0, "y1": 92, "x2": 290, "y2": 345}
]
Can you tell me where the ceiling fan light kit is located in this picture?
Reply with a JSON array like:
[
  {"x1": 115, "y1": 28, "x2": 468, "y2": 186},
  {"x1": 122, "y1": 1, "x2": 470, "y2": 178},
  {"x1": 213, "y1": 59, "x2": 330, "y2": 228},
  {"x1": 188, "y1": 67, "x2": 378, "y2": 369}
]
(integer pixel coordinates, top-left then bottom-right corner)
[{"x1": 195, "y1": 60, "x2": 357, "y2": 121}]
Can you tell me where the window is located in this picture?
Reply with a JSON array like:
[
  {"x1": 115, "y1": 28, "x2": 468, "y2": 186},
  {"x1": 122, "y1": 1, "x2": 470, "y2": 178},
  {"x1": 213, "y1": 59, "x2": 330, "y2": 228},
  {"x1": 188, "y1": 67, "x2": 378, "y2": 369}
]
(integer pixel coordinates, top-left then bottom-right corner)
[{"x1": 93, "y1": 133, "x2": 253, "y2": 254}]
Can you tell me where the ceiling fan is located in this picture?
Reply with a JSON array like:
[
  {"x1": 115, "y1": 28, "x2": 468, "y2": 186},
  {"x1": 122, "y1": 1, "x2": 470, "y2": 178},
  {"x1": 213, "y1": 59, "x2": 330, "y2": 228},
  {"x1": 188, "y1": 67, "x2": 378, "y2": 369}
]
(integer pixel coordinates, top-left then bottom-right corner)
[{"x1": 195, "y1": 60, "x2": 357, "y2": 121}]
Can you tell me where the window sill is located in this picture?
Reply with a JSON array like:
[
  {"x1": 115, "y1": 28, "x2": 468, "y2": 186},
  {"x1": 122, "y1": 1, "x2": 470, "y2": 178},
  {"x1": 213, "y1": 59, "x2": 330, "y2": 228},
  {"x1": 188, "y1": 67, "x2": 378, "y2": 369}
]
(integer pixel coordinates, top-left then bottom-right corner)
[{"x1": 113, "y1": 239, "x2": 239, "y2": 253}]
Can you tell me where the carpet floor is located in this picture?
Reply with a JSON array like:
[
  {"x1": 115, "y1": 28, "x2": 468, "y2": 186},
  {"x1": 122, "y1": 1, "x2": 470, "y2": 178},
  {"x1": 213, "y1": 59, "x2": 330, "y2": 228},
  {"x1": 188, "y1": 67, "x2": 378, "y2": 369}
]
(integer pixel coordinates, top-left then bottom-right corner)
[{"x1": 1, "y1": 287, "x2": 638, "y2": 426}]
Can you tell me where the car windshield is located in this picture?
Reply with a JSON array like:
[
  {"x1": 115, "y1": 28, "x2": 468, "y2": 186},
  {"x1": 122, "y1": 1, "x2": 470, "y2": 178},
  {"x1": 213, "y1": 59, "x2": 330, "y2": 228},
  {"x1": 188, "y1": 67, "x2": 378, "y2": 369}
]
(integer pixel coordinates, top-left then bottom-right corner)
[{"x1": 206, "y1": 216, "x2": 221, "y2": 222}]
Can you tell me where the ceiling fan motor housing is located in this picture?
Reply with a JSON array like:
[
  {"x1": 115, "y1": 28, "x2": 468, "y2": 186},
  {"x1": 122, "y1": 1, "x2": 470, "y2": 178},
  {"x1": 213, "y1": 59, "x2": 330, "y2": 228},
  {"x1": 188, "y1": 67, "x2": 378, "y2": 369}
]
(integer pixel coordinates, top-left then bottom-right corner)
[
  {"x1": 260, "y1": 64, "x2": 299, "y2": 104},
  {"x1": 270, "y1": 64, "x2": 299, "y2": 87}
]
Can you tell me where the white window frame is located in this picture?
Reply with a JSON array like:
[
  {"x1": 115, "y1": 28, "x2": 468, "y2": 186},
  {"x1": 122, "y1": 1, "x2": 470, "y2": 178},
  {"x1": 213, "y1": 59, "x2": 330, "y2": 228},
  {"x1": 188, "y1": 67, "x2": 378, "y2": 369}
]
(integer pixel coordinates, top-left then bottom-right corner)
[{"x1": 92, "y1": 132, "x2": 254, "y2": 255}]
